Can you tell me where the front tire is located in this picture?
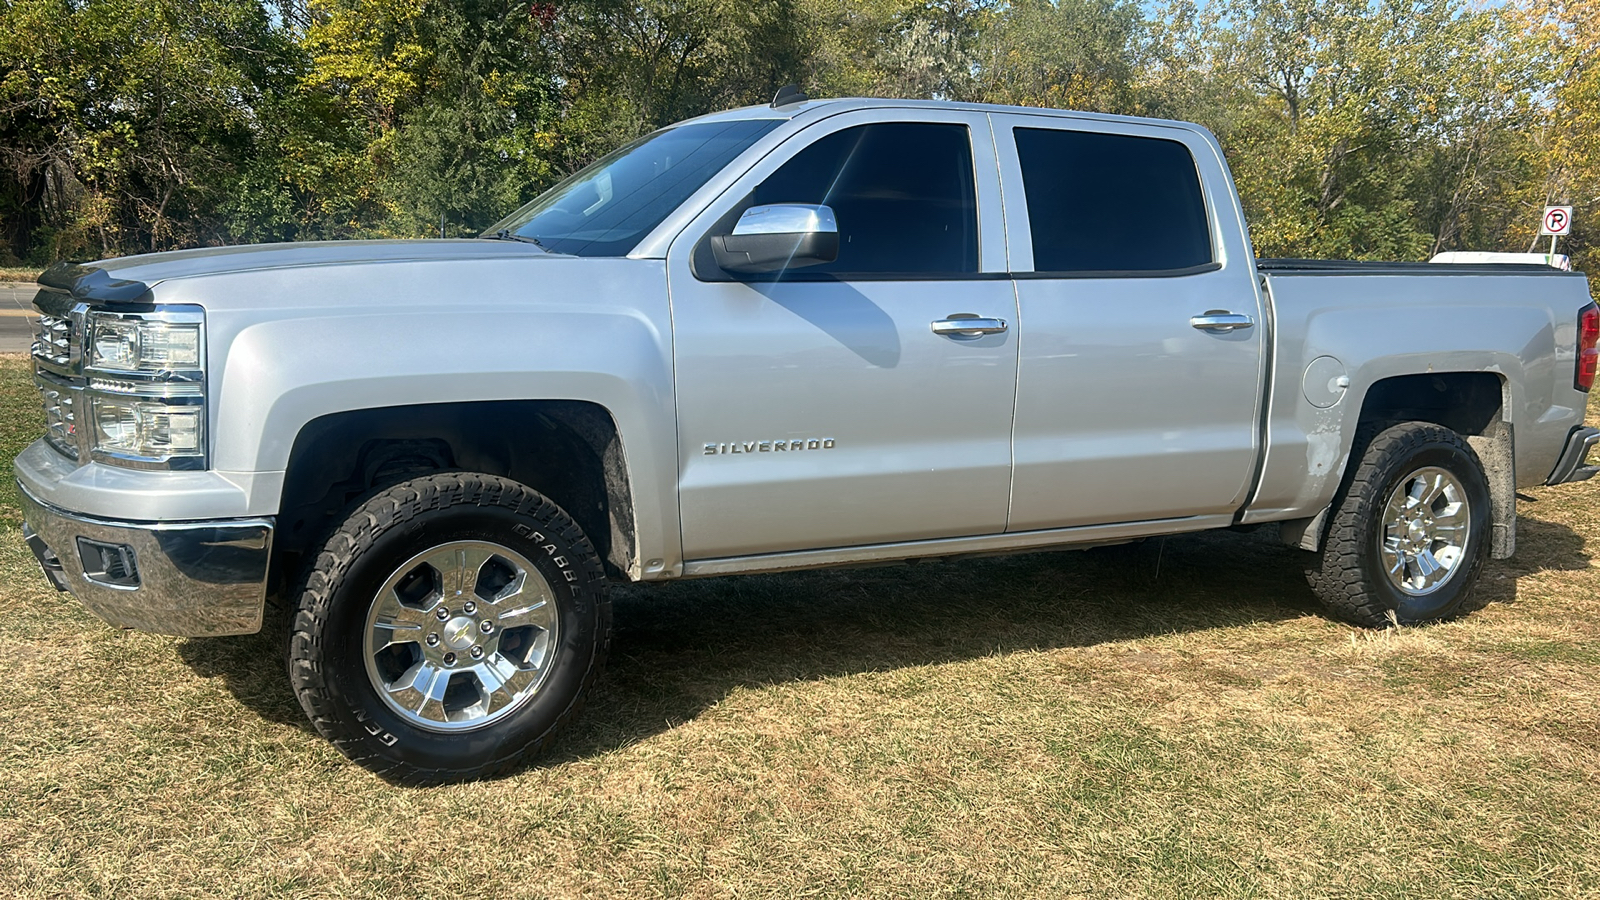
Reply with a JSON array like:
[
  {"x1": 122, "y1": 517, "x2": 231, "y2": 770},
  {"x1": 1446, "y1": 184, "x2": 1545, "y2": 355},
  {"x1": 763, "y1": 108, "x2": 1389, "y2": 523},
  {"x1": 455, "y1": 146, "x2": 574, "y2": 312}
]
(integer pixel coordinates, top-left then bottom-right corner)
[
  {"x1": 1307, "y1": 422, "x2": 1492, "y2": 627},
  {"x1": 288, "y1": 473, "x2": 610, "y2": 783}
]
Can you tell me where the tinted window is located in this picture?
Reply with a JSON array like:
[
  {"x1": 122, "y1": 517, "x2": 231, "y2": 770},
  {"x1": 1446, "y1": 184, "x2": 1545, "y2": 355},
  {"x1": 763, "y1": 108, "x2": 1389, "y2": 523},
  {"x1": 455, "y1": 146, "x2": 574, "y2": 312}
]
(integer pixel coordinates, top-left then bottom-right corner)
[
  {"x1": 751, "y1": 122, "x2": 978, "y2": 275},
  {"x1": 489, "y1": 119, "x2": 781, "y2": 257},
  {"x1": 1014, "y1": 128, "x2": 1211, "y2": 272}
]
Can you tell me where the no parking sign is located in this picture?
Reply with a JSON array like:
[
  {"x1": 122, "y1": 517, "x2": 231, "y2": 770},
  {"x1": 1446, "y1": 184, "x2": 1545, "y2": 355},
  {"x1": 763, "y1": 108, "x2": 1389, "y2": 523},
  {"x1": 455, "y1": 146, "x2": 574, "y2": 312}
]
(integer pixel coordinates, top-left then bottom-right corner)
[{"x1": 1541, "y1": 206, "x2": 1573, "y2": 236}]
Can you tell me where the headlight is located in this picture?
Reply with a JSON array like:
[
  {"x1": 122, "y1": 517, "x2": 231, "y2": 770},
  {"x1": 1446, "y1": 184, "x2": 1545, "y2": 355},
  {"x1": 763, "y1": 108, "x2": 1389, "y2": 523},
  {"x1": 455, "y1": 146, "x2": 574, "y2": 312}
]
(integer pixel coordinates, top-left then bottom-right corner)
[
  {"x1": 89, "y1": 316, "x2": 202, "y2": 372},
  {"x1": 84, "y1": 308, "x2": 206, "y2": 469},
  {"x1": 91, "y1": 395, "x2": 205, "y2": 457}
]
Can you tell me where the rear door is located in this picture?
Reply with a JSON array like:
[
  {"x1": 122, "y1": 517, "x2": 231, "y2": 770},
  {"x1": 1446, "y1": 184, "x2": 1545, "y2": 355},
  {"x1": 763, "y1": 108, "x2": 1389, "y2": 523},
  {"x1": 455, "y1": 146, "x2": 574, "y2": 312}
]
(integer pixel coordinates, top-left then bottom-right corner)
[
  {"x1": 667, "y1": 110, "x2": 1019, "y2": 559},
  {"x1": 990, "y1": 114, "x2": 1267, "y2": 530}
]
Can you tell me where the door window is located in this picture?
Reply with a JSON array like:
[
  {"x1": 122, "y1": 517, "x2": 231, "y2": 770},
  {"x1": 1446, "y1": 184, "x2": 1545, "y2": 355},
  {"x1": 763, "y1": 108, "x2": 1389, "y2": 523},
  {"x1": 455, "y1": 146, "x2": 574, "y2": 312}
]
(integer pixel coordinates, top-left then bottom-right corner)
[
  {"x1": 1013, "y1": 128, "x2": 1211, "y2": 273},
  {"x1": 752, "y1": 122, "x2": 979, "y2": 275}
]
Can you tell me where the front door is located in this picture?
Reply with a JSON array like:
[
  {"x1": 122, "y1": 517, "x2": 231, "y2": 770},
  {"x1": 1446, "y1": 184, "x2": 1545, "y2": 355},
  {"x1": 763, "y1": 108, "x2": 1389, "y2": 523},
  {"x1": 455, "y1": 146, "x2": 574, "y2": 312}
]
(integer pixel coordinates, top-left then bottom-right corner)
[{"x1": 667, "y1": 110, "x2": 1019, "y2": 560}]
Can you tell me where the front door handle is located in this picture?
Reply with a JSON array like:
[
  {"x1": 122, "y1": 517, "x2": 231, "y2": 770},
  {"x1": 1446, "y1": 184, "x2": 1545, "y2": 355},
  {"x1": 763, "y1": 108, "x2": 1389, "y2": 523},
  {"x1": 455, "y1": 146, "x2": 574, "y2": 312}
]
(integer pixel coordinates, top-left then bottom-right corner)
[
  {"x1": 1190, "y1": 312, "x2": 1255, "y2": 333},
  {"x1": 932, "y1": 315, "x2": 1009, "y2": 336}
]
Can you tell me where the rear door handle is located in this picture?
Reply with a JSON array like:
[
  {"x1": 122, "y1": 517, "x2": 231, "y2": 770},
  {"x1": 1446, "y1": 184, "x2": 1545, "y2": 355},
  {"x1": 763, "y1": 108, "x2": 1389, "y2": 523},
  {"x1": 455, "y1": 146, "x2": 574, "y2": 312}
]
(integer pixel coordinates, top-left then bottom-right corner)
[
  {"x1": 1190, "y1": 312, "x2": 1255, "y2": 333},
  {"x1": 932, "y1": 315, "x2": 1009, "y2": 336}
]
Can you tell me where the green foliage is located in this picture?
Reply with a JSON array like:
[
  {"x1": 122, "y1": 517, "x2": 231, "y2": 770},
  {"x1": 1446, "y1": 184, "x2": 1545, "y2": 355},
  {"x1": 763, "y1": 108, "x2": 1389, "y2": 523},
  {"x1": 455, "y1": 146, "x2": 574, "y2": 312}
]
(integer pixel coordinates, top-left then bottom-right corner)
[
  {"x1": 1, "y1": 0, "x2": 1597, "y2": 266},
  {"x1": 1, "y1": 0, "x2": 293, "y2": 260},
  {"x1": 973, "y1": 0, "x2": 1144, "y2": 113}
]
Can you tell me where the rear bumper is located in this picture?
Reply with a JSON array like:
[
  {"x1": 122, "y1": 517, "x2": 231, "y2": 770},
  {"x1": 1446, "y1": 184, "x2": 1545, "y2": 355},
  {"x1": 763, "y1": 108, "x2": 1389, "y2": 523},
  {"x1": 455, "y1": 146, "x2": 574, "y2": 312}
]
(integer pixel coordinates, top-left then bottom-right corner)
[
  {"x1": 1546, "y1": 426, "x2": 1600, "y2": 485},
  {"x1": 18, "y1": 481, "x2": 273, "y2": 637}
]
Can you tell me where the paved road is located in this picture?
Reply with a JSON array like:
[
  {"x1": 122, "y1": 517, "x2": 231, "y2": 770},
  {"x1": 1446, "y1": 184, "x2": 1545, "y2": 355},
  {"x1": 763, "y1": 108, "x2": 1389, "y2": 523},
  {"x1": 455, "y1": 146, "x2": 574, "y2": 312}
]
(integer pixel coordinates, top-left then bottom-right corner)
[{"x1": 1, "y1": 282, "x2": 38, "y2": 354}]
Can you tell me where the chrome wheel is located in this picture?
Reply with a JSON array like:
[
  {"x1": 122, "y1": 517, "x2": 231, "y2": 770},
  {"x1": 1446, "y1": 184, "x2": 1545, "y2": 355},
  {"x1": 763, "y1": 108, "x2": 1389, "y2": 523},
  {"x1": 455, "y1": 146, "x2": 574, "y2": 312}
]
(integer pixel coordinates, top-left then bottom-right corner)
[
  {"x1": 1379, "y1": 466, "x2": 1471, "y2": 596},
  {"x1": 362, "y1": 541, "x2": 560, "y2": 732}
]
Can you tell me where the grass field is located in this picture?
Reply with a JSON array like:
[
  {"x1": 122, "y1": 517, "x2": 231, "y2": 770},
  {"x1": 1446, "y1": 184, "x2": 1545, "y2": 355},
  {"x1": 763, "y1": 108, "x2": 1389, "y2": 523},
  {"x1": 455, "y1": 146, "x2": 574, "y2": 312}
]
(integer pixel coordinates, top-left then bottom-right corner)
[{"x1": 1, "y1": 351, "x2": 1597, "y2": 898}]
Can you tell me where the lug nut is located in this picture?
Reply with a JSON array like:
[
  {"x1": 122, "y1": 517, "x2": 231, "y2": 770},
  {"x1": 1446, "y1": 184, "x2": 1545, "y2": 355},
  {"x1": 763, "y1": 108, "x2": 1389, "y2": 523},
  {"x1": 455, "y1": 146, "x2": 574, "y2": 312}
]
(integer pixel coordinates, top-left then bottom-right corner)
[
  {"x1": 470, "y1": 646, "x2": 485, "y2": 660},
  {"x1": 463, "y1": 601, "x2": 477, "y2": 614},
  {"x1": 479, "y1": 621, "x2": 494, "y2": 634},
  {"x1": 435, "y1": 607, "x2": 450, "y2": 621},
  {"x1": 426, "y1": 633, "x2": 440, "y2": 647},
  {"x1": 443, "y1": 652, "x2": 457, "y2": 666}
]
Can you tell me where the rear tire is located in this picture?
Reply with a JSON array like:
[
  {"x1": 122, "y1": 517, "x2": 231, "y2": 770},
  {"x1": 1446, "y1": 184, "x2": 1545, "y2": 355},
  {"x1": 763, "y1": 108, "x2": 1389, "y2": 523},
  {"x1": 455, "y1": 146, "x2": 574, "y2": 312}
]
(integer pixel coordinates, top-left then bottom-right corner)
[
  {"x1": 287, "y1": 473, "x2": 610, "y2": 784},
  {"x1": 1306, "y1": 422, "x2": 1492, "y2": 627}
]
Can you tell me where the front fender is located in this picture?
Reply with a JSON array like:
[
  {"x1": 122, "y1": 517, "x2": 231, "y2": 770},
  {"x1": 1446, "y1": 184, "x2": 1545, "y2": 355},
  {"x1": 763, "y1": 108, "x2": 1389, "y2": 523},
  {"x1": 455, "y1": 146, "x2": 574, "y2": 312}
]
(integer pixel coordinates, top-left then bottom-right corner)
[{"x1": 152, "y1": 256, "x2": 683, "y2": 575}]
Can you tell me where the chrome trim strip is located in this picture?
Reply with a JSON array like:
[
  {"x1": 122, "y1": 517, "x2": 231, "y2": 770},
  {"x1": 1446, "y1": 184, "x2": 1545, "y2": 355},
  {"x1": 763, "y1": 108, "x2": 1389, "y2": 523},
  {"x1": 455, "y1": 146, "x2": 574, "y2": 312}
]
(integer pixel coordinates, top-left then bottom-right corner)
[
  {"x1": 679, "y1": 514, "x2": 1233, "y2": 578},
  {"x1": 17, "y1": 481, "x2": 273, "y2": 637}
]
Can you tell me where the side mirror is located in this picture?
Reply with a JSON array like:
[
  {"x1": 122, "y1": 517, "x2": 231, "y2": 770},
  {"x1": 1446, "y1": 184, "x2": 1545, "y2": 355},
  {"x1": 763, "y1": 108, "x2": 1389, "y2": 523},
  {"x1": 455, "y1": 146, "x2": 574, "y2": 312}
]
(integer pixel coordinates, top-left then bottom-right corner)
[{"x1": 711, "y1": 204, "x2": 839, "y2": 274}]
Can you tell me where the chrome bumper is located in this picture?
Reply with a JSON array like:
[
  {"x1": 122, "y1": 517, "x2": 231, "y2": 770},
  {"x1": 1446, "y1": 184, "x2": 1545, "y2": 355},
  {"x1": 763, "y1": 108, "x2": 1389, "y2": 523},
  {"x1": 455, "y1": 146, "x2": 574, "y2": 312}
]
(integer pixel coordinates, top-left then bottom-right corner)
[
  {"x1": 1547, "y1": 426, "x2": 1600, "y2": 486},
  {"x1": 18, "y1": 482, "x2": 273, "y2": 637}
]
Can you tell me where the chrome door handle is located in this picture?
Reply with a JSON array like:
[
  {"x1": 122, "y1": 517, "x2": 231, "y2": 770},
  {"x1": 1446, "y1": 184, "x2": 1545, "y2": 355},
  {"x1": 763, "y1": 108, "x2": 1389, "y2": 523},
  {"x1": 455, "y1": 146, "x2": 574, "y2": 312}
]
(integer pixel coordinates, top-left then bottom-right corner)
[
  {"x1": 931, "y1": 315, "x2": 1009, "y2": 336},
  {"x1": 1190, "y1": 312, "x2": 1255, "y2": 333}
]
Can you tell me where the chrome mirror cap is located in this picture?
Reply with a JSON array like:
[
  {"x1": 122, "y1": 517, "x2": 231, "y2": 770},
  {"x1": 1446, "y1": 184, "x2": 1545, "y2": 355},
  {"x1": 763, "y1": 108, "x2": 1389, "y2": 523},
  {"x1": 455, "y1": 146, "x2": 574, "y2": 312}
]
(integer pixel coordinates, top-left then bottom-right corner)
[{"x1": 731, "y1": 204, "x2": 837, "y2": 236}]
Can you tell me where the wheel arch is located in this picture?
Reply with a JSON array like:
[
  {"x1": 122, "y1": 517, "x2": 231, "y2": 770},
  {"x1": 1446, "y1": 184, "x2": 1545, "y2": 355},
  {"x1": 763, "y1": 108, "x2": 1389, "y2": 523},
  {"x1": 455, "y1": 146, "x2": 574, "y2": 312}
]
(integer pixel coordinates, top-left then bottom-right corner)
[
  {"x1": 272, "y1": 400, "x2": 638, "y2": 591},
  {"x1": 1282, "y1": 370, "x2": 1516, "y2": 558}
]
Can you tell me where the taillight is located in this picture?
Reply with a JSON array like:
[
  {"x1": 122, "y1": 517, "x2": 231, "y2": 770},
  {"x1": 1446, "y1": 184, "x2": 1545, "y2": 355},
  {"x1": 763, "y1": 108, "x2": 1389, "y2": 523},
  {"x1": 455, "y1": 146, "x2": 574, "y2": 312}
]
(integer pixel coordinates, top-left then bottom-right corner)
[{"x1": 1580, "y1": 303, "x2": 1600, "y2": 392}]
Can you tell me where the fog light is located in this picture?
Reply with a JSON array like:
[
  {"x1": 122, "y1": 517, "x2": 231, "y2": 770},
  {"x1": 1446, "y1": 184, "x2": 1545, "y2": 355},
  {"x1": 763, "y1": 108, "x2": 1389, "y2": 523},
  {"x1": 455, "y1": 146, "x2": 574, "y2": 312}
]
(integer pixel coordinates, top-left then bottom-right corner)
[{"x1": 77, "y1": 538, "x2": 140, "y2": 588}]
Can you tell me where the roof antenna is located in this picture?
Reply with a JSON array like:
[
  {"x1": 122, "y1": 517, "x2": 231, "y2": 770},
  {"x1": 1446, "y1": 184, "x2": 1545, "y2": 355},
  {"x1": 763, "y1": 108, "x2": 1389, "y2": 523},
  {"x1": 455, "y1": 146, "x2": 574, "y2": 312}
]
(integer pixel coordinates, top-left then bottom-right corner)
[{"x1": 771, "y1": 84, "x2": 808, "y2": 108}]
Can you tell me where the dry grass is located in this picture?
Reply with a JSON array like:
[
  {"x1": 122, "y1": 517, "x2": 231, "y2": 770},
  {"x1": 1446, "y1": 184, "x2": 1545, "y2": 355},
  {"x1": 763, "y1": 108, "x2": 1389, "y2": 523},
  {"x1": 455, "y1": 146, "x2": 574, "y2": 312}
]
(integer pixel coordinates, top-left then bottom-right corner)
[
  {"x1": 1, "y1": 351, "x2": 1598, "y2": 898},
  {"x1": 0, "y1": 268, "x2": 42, "y2": 284}
]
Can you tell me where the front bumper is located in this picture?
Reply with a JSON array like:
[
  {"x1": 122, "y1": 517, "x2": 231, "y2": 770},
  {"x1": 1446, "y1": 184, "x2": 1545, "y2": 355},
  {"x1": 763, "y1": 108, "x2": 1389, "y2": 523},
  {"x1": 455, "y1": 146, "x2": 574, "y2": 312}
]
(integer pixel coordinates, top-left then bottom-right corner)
[
  {"x1": 18, "y1": 482, "x2": 274, "y2": 637},
  {"x1": 1546, "y1": 426, "x2": 1600, "y2": 486}
]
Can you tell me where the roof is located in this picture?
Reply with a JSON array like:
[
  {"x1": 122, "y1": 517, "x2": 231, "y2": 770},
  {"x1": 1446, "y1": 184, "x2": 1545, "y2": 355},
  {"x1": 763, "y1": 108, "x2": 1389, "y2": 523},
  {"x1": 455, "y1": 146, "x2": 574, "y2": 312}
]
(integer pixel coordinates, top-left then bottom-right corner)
[{"x1": 677, "y1": 97, "x2": 1208, "y2": 136}]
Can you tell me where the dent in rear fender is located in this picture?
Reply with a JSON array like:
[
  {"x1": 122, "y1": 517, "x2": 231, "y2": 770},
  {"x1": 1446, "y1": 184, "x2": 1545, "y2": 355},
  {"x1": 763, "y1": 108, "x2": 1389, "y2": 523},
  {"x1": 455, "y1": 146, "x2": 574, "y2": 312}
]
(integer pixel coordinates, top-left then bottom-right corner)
[
  {"x1": 198, "y1": 281, "x2": 680, "y2": 575},
  {"x1": 1244, "y1": 280, "x2": 1568, "y2": 523}
]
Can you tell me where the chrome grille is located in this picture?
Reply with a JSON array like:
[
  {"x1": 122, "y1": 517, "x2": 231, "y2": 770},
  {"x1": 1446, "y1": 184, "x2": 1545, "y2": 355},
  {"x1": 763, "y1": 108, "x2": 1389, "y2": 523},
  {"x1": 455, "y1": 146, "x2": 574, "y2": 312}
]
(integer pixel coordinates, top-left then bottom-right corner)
[
  {"x1": 32, "y1": 313, "x2": 72, "y2": 367},
  {"x1": 37, "y1": 375, "x2": 80, "y2": 460},
  {"x1": 31, "y1": 289, "x2": 87, "y2": 464}
]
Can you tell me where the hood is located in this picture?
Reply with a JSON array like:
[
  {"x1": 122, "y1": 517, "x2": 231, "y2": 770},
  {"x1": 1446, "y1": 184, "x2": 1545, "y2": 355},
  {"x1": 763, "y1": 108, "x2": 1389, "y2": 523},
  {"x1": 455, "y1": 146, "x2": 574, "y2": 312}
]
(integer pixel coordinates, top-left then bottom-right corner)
[{"x1": 40, "y1": 239, "x2": 556, "y2": 304}]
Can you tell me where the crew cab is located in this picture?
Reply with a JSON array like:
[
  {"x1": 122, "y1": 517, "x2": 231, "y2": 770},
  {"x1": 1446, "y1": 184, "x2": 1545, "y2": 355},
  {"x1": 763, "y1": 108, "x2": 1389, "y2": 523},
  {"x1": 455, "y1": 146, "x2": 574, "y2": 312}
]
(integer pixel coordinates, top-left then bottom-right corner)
[{"x1": 16, "y1": 96, "x2": 1600, "y2": 783}]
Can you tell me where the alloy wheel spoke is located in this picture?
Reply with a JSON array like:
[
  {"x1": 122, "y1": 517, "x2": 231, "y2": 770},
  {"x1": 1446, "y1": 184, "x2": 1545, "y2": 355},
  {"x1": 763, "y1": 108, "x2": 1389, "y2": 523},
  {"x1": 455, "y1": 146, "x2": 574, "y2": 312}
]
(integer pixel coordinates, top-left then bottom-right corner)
[
  {"x1": 422, "y1": 544, "x2": 496, "y2": 601},
  {"x1": 370, "y1": 592, "x2": 430, "y2": 650},
  {"x1": 490, "y1": 570, "x2": 528, "y2": 604},
  {"x1": 1414, "y1": 548, "x2": 1443, "y2": 579},
  {"x1": 1420, "y1": 473, "x2": 1449, "y2": 507},
  {"x1": 480, "y1": 661, "x2": 539, "y2": 713},
  {"x1": 496, "y1": 597, "x2": 554, "y2": 629},
  {"x1": 372, "y1": 589, "x2": 431, "y2": 625},
  {"x1": 1407, "y1": 477, "x2": 1429, "y2": 505},
  {"x1": 1381, "y1": 542, "x2": 1407, "y2": 576},
  {"x1": 1385, "y1": 492, "x2": 1411, "y2": 522},
  {"x1": 413, "y1": 667, "x2": 454, "y2": 723},
  {"x1": 1432, "y1": 503, "x2": 1468, "y2": 530},
  {"x1": 384, "y1": 662, "x2": 451, "y2": 721}
]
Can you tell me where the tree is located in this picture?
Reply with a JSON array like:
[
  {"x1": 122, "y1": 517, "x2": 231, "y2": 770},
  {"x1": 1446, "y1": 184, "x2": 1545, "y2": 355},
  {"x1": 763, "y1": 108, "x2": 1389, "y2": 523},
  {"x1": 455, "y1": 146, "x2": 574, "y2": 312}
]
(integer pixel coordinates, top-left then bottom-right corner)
[
  {"x1": 0, "y1": 0, "x2": 291, "y2": 260},
  {"x1": 973, "y1": 0, "x2": 1143, "y2": 113}
]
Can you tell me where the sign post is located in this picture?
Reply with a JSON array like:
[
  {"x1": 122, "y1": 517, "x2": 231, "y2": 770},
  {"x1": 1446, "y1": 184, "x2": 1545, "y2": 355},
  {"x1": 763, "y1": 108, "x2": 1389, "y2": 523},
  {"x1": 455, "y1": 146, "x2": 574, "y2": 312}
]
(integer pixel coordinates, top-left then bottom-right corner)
[{"x1": 1541, "y1": 205, "x2": 1573, "y2": 256}]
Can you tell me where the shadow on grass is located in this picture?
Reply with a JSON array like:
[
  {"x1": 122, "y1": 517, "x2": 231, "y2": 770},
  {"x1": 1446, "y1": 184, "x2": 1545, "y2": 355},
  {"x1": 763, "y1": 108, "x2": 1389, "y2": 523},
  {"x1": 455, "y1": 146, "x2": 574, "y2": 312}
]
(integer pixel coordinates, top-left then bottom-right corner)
[{"x1": 174, "y1": 519, "x2": 1590, "y2": 768}]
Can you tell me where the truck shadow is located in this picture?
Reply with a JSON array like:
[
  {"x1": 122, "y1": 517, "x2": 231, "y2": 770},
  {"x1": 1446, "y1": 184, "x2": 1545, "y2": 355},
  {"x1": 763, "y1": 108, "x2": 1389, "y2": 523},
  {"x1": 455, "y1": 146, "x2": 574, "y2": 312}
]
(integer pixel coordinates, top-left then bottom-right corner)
[{"x1": 176, "y1": 518, "x2": 1590, "y2": 771}]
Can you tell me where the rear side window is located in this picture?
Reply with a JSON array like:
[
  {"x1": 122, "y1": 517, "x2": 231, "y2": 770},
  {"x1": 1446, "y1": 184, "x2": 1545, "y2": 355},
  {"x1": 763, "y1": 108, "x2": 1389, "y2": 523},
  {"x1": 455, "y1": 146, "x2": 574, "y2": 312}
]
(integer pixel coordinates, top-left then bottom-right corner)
[
  {"x1": 752, "y1": 122, "x2": 978, "y2": 275},
  {"x1": 1013, "y1": 128, "x2": 1212, "y2": 273}
]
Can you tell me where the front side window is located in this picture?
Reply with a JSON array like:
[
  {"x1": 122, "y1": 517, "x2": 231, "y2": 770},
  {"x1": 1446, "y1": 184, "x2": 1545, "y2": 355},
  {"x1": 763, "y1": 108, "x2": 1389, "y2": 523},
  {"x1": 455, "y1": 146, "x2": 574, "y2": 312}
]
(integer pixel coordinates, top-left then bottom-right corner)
[
  {"x1": 488, "y1": 119, "x2": 781, "y2": 257},
  {"x1": 1014, "y1": 128, "x2": 1212, "y2": 273},
  {"x1": 751, "y1": 122, "x2": 979, "y2": 275}
]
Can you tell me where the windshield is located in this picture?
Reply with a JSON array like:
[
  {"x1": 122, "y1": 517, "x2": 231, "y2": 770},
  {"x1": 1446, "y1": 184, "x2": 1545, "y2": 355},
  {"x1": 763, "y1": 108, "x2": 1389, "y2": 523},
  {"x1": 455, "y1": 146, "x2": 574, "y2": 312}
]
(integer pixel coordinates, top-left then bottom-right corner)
[{"x1": 485, "y1": 118, "x2": 783, "y2": 256}]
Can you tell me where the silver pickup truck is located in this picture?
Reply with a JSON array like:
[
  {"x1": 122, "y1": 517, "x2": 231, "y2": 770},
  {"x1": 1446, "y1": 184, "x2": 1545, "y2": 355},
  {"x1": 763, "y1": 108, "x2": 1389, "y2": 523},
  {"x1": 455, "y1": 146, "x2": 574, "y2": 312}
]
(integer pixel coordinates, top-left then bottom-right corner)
[{"x1": 16, "y1": 97, "x2": 1600, "y2": 783}]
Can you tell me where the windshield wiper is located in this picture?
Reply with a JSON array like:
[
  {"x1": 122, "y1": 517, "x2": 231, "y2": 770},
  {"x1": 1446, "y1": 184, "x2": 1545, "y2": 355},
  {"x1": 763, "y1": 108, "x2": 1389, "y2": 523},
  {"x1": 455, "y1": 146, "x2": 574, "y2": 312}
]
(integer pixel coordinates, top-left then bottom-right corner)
[{"x1": 487, "y1": 230, "x2": 547, "y2": 250}]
